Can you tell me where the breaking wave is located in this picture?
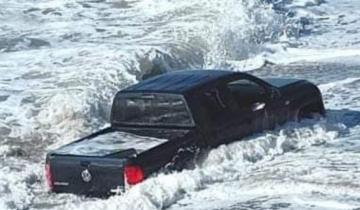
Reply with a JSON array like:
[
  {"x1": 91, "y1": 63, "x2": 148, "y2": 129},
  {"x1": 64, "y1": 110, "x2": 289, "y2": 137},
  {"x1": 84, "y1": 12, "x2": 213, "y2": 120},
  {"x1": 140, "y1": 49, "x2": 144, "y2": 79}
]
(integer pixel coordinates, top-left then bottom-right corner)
[
  {"x1": 4, "y1": 0, "x2": 360, "y2": 210},
  {"x1": 0, "y1": 0, "x2": 316, "y2": 153}
]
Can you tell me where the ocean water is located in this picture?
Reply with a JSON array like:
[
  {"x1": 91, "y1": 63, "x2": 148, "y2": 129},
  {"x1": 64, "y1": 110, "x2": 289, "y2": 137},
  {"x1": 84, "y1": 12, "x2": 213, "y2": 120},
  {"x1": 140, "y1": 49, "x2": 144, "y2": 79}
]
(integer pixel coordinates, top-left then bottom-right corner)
[{"x1": 1, "y1": 0, "x2": 360, "y2": 209}]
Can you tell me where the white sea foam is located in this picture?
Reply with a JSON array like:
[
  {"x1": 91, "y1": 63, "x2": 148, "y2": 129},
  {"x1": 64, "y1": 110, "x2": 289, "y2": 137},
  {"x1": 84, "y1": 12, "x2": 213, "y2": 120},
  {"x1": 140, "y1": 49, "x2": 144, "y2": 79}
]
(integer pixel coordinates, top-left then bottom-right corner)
[{"x1": 1, "y1": 0, "x2": 360, "y2": 209}]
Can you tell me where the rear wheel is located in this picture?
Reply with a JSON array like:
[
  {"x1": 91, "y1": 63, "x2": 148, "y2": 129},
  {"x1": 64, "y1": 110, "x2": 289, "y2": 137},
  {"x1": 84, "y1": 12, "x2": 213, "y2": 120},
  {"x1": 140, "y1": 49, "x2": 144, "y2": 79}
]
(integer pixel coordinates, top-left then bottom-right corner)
[{"x1": 165, "y1": 146, "x2": 199, "y2": 172}]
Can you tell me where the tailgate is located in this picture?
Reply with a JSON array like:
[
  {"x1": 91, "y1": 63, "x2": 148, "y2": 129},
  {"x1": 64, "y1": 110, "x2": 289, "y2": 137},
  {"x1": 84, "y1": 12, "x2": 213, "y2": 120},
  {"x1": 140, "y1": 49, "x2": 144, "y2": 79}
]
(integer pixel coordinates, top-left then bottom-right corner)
[{"x1": 48, "y1": 155, "x2": 128, "y2": 196}]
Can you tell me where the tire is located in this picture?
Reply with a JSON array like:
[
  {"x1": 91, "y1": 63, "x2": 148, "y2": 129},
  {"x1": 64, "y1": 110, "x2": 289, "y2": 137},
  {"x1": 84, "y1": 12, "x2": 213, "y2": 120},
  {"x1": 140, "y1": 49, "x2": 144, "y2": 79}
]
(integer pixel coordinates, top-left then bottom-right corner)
[{"x1": 165, "y1": 146, "x2": 199, "y2": 172}]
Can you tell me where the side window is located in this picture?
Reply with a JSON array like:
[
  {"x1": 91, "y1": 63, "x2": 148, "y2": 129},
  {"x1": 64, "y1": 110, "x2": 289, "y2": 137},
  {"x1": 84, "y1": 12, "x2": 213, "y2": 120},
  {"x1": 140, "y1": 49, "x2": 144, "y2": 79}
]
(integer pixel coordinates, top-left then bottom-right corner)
[
  {"x1": 200, "y1": 86, "x2": 238, "y2": 123},
  {"x1": 202, "y1": 88, "x2": 226, "y2": 120},
  {"x1": 227, "y1": 79, "x2": 267, "y2": 108}
]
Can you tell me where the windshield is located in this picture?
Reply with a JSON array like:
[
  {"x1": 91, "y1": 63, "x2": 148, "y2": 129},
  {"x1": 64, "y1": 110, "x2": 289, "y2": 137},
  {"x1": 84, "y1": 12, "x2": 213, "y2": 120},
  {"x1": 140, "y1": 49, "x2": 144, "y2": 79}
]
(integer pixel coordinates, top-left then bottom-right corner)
[{"x1": 111, "y1": 93, "x2": 195, "y2": 127}]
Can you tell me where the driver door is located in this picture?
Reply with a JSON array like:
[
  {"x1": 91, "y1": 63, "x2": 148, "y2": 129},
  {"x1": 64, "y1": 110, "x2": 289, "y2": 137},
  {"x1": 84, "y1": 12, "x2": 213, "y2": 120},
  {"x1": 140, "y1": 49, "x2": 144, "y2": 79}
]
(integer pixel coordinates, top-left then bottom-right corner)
[
  {"x1": 226, "y1": 78, "x2": 272, "y2": 133},
  {"x1": 199, "y1": 84, "x2": 253, "y2": 146}
]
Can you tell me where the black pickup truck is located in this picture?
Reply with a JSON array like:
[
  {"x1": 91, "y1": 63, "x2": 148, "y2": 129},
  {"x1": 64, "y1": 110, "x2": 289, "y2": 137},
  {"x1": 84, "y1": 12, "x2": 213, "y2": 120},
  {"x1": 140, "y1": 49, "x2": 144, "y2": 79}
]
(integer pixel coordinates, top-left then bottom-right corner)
[{"x1": 45, "y1": 70, "x2": 325, "y2": 196}]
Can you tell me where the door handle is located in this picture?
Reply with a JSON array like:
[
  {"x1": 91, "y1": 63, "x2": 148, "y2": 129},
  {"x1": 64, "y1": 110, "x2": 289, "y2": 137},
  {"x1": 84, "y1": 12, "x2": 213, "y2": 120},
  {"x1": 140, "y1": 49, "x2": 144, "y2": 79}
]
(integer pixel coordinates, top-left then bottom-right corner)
[{"x1": 252, "y1": 102, "x2": 266, "y2": 112}]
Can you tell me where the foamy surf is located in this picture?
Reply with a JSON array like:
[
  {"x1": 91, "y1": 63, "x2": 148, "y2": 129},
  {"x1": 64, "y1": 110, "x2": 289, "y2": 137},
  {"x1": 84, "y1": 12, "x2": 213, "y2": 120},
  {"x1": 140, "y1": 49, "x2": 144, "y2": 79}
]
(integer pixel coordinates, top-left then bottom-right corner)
[{"x1": 1, "y1": 0, "x2": 360, "y2": 209}]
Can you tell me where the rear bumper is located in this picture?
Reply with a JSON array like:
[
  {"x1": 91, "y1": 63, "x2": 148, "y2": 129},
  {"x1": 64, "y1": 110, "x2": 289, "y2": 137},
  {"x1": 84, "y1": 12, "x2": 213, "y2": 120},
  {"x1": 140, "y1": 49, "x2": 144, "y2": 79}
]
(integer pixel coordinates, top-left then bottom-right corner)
[{"x1": 52, "y1": 184, "x2": 125, "y2": 197}]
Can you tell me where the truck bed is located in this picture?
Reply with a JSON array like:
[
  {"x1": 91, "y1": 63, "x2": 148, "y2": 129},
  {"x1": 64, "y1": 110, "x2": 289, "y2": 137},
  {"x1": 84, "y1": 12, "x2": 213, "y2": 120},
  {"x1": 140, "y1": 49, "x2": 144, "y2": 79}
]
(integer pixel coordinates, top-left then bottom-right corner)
[
  {"x1": 54, "y1": 129, "x2": 168, "y2": 157},
  {"x1": 47, "y1": 127, "x2": 172, "y2": 195}
]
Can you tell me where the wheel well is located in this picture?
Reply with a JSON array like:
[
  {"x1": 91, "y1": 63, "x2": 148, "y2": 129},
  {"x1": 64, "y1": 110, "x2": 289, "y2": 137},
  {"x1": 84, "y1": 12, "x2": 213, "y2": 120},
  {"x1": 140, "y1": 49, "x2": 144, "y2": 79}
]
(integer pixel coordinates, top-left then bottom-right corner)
[{"x1": 297, "y1": 101, "x2": 325, "y2": 120}]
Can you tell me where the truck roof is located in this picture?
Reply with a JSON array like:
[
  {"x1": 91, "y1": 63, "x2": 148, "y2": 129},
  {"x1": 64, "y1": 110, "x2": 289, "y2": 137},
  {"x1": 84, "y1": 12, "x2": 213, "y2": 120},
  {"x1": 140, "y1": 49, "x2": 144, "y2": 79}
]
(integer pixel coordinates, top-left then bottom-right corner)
[{"x1": 122, "y1": 70, "x2": 240, "y2": 94}]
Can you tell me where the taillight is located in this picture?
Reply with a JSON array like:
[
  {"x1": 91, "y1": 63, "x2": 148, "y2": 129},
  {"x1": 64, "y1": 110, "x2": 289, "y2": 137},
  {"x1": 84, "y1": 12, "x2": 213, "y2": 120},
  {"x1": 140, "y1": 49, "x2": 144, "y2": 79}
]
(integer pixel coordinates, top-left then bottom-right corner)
[
  {"x1": 124, "y1": 165, "x2": 144, "y2": 186},
  {"x1": 45, "y1": 163, "x2": 54, "y2": 191}
]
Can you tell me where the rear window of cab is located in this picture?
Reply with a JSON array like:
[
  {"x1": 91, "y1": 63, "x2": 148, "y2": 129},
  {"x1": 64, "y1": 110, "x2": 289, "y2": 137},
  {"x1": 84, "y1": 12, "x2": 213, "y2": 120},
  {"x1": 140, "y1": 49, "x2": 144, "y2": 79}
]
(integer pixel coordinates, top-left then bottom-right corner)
[{"x1": 112, "y1": 93, "x2": 195, "y2": 127}]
